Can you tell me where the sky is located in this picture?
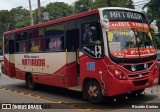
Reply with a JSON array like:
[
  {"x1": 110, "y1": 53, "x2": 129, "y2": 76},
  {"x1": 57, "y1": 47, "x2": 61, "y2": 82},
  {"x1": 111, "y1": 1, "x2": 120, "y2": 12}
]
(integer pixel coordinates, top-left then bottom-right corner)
[
  {"x1": 0, "y1": 0, "x2": 149, "y2": 11},
  {"x1": 0, "y1": 0, "x2": 77, "y2": 10}
]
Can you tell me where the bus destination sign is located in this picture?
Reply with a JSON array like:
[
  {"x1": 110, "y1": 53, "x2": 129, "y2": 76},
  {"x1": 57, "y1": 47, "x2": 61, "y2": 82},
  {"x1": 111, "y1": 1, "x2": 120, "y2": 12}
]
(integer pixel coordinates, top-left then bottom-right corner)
[{"x1": 103, "y1": 10, "x2": 146, "y2": 21}]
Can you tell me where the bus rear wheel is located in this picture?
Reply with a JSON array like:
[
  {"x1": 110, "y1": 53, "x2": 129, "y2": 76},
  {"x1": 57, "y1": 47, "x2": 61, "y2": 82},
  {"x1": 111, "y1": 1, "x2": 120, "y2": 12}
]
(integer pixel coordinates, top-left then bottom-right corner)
[
  {"x1": 26, "y1": 75, "x2": 36, "y2": 90},
  {"x1": 85, "y1": 80, "x2": 104, "y2": 103}
]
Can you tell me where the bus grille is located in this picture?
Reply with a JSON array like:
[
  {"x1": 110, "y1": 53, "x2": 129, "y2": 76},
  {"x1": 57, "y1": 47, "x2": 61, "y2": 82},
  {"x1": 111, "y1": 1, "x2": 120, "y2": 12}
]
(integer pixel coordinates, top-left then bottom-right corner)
[
  {"x1": 123, "y1": 62, "x2": 153, "y2": 72},
  {"x1": 128, "y1": 72, "x2": 149, "y2": 80},
  {"x1": 133, "y1": 79, "x2": 148, "y2": 86}
]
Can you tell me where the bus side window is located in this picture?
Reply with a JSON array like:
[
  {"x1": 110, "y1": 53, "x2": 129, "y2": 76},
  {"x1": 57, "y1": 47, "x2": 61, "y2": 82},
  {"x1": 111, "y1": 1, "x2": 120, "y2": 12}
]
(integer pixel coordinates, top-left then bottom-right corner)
[
  {"x1": 45, "y1": 24, "x2": 64, "y2": 51},
  {"x1": 29, "y1": 28, "x2": 44, "y2": 52},
  {"x1": 4, "y1": 36, "x2": 9, "y2": 54},
  {"x1": 9, "y1": 40, "x2": 15, "y2": 54},
  {"x1": 4, "y1": 34, "x2": 15, "y2": 54},
  {"x1": 15, "y1": 32, "x2": 28, "y2": 53},
  {"x1": 66, "y1": 29, "x2": 79, "y2": 52}
]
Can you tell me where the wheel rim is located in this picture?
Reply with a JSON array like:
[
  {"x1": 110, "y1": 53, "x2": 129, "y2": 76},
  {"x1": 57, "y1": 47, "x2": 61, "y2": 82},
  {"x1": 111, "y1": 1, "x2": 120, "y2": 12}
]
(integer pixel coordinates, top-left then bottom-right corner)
[
  {"x1": 88, "y1": 84, "x2": 99, "y2": 97},
  {"x1": 86, "y1": 81, "x2": 103, "y2": 103}
]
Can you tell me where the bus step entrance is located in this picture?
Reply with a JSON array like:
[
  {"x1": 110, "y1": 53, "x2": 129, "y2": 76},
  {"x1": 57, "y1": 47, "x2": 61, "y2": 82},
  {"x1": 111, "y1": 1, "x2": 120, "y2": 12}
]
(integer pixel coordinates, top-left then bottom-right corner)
[{"x1": 68, "y1": 86, "x2": 82, "y2": 92}]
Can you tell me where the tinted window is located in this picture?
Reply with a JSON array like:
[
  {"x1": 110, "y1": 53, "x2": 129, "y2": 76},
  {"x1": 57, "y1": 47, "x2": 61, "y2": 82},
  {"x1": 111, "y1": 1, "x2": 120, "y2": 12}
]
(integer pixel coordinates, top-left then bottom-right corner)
[
  {"x1": 15, "y1": 31, "x2": 28, "y2": 53},
  {"x1": 15, "y1": 32, "x2": 28, "y2": 41},
  {"x1": 29, "y1": 28, "x2": 44, "y2": 52},
  {"x1": 4, "y1": 34, "x2": 15, "y2": 54},
  {"x1": 45, "y1": 24, "x2": 64, "y2": 51},
  {"x1": 66, "y1": 29, "x2": 79, "y2": 52}
]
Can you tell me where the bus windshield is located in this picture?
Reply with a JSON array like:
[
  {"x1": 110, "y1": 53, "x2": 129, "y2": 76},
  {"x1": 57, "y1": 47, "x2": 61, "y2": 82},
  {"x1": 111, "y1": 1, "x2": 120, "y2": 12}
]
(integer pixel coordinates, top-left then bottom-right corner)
[{"x1": 107, "y1": 28, "x2": 156, "y2": 58}]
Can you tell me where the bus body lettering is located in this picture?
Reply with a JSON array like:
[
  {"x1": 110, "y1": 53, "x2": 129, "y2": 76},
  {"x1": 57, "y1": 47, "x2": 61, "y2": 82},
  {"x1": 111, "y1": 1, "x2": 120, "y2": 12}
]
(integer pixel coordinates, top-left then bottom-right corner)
[{"x1": 22, "y1": 59, "x2": 45, "y2": 67}]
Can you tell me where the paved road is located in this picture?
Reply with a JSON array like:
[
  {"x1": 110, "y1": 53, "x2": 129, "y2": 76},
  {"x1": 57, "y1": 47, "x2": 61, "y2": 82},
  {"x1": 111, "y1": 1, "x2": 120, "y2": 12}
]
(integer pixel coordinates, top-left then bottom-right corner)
[{"x1": 0, "y1": 68, "x2": 160, "y2": 112}]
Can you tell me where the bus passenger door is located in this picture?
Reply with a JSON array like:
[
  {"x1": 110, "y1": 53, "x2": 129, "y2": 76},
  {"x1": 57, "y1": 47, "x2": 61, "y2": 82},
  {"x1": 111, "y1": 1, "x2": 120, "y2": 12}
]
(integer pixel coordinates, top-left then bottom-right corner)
[{"x1": 66, "y1": 29, "x2": 80, "y2": 87}]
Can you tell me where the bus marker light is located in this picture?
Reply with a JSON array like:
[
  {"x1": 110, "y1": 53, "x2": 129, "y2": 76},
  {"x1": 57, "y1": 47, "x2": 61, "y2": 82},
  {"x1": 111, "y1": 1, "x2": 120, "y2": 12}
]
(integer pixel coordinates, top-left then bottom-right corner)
[{"x1": 99, "y1": 71, "x2": 102, "y2": 75}]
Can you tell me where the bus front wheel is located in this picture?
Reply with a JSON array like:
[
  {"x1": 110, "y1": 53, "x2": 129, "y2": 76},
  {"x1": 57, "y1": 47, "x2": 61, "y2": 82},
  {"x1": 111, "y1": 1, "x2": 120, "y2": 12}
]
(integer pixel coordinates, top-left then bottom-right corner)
[
  {"x1": 26, "y1": 75, "x2": 36, "y2": 90},
  {"x1": 1, "y1": 65, "x2": 4, "y2": 74},
  {"x1": 85, "y1": 80, "x2": 104, "y2": 103}
]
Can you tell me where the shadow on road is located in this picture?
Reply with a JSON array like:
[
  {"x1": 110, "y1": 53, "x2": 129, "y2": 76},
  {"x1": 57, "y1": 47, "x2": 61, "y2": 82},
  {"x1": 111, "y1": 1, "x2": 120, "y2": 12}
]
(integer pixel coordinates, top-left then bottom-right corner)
[{"x1": 4, "y1": 83, "x2": 158, "y2": 109}]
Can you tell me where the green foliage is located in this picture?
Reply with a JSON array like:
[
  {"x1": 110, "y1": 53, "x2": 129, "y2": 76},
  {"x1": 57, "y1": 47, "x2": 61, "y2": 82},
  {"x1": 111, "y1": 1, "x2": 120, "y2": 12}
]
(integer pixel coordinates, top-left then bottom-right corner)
[
  {"x1": 45, "y1": 2, "x2": 73, "y2": 20},
  {"x1": 74, "y1": 0, "x2": 93, "y2": 13},
  {"x1": 0, "y1": 0, "x2": 135, "y2": 33},
  {"x1": 111, "y1": 0, "x2": 134, "y2": 8},
  {"x1": 74, "y1": 0, "x2": 134, "y2": 13},
  {"x1": 10, "y1": 6, "x2": 30, "y2": 29},
  {"x1": 90, "y1": 0, "x2": 108, "y2": 10},
  {"x1": 33, "y1": 7, "x2": 46, "y2": 24},
  {"x1": 0, "y1": 10, "x2": 11, "y2": 34},
  {"x1": 143, "y1": 0, "x2": 160, "y2": 39},
  {"x1": 143, "y1": 0, "x2": 160, "y2": 22}
]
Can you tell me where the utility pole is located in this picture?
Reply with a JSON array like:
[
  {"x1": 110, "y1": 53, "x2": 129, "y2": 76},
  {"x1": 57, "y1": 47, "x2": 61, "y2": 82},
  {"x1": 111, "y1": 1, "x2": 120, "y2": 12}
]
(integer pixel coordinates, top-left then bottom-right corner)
[
  {"x1": 38, "y1": 0, "x2": 42, "y2": 23},
  {"x1": 29, "y1": 0, "x2": 34, "y2": 25}
]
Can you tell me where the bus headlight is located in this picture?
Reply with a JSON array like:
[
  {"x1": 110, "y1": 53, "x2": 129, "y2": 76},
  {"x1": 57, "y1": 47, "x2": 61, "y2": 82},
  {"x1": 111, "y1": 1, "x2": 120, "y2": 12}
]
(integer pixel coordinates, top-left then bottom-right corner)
[{"x1": 108, "y1": 66, "x2": 127, "y2": 80}]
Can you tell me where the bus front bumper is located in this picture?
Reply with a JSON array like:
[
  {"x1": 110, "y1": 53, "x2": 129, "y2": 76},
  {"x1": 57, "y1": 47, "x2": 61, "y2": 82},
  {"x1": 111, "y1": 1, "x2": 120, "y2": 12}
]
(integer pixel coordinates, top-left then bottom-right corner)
[{"x1": 105, "y1": 76, "x2": 159, "y2": 97}]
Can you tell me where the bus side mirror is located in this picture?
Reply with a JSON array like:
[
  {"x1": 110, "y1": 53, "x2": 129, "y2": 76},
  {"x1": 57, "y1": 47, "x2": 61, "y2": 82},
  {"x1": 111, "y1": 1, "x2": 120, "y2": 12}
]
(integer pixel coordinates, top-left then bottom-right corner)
[{"x1": 100, "y1": 15, "x2": 109, "y2": 31}]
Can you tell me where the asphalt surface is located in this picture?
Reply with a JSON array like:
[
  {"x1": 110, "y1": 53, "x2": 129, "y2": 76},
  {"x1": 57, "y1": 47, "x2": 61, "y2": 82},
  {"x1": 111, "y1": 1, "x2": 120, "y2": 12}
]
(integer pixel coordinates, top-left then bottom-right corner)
[{"x1": 0, "y1": 65, "x2": 160, "y2": 112}]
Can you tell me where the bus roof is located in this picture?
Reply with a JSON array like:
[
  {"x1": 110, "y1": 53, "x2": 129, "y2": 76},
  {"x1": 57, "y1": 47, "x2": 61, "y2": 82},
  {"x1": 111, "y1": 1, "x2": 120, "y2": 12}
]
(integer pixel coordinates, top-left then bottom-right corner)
[
  {"x1": 4, "y1": 9, "x2": 99, "y2": 35},
  {"x1": 4, "y1": 7, "x2": 143, "y2": 35}
]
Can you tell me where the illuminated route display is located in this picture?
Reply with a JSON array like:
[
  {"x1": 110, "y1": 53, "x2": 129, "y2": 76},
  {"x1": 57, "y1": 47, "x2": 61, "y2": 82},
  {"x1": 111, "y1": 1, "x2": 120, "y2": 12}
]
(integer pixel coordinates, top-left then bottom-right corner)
[{"x1": 103, "y1": 10, "x2": 147, "y2": 21}]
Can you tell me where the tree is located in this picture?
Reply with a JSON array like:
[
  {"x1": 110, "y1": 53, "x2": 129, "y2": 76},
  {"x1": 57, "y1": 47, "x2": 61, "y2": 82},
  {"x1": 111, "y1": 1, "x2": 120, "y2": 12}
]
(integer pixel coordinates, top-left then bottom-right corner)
[
  {"x1": 0, "y1": 10, "x2": 11, "y2": 38},
  {"x1": 143, "y1": 0, "x2": 160, "y2": 39},
  {"x1": 111, "y1": 0, "x2": 134, "y2": 8},
  {"x1": 90, "y1": 0, "x2": 108, "y2": 10},
  {"x1": 10, "y1": 6, "x2": 30, "y2": 28},
  {"x1": 45, "y1": 2, "x2": 73, "y2": 20},
  {"x1": 74, "y1": 0, "x2": 134, "y2": 13},
  {"x1": 143, "y1": 0, "x2": 160, "y2": 21},
  {"x1": 74, "y1": 0, "x2": 93, "y2": 13},
  {"x1": 33, "y1": 7, "x2": 46, "y2": 24},
  {"x1": 0, "y1": 10, "x2": 12, "y2": 49}
]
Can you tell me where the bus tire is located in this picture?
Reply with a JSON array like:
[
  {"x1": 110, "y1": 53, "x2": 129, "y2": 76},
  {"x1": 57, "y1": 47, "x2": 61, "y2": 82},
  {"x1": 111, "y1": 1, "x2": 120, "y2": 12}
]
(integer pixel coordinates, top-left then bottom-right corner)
[
  {"x1": 26, "y1": 75, "x2": 36, "y2": 90},
  {"x1": 85, "y1": 80, "x2": 103, "y2": 103}
]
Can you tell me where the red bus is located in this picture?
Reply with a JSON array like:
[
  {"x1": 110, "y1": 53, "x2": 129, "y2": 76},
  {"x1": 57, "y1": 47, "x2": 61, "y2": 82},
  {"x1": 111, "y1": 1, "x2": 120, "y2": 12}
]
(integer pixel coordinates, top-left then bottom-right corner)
[{"x1": 3, "y1": 7, "x2": 159, "y2": 103}]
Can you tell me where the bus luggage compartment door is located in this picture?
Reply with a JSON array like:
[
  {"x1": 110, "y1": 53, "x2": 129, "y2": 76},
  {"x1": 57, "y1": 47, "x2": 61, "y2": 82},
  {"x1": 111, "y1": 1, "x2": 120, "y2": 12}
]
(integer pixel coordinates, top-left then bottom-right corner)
[{"x1": 4, "y1": 54, "x2": 16, "y2": 77}]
